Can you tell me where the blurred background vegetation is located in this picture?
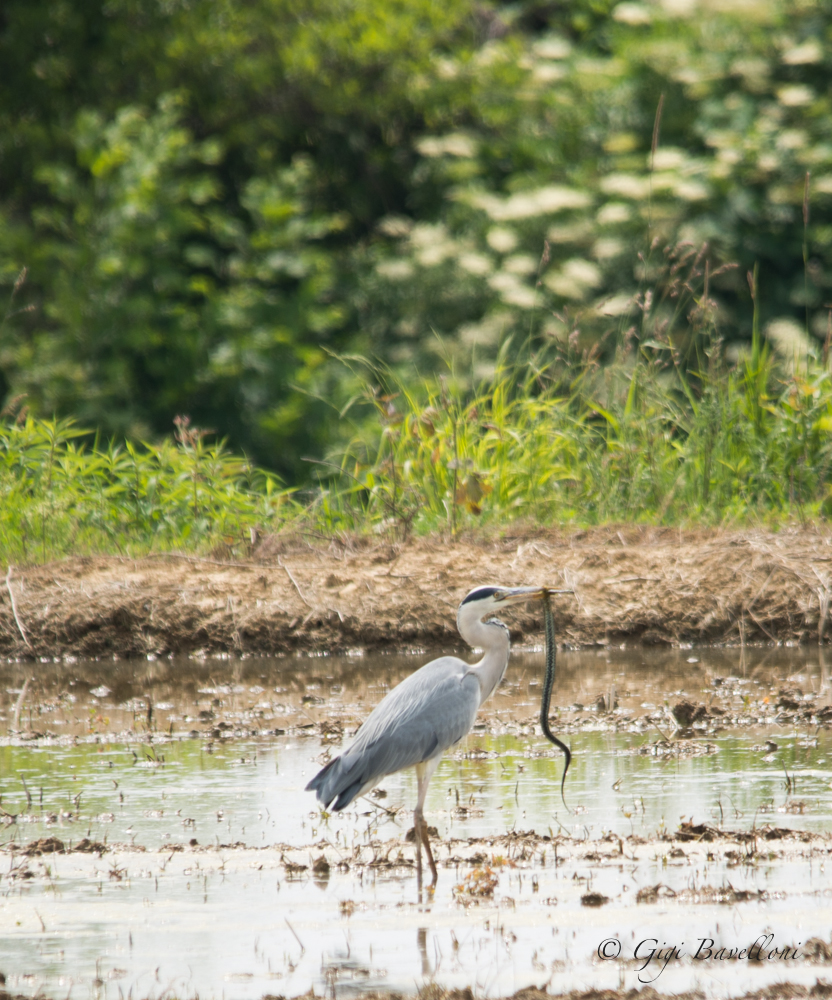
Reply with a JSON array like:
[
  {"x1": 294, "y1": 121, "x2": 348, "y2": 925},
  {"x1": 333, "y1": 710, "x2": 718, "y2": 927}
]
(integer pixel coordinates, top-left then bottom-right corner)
[{"x1": 2, "y1": 0, "x2": 832, "y2": 554}]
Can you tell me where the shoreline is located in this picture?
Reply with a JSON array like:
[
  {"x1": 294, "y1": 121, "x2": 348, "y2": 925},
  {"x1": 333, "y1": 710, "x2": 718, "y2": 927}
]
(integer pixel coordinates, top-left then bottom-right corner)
[{"x1": 0, "y1": 525, "x2": 830, "y2": 660}]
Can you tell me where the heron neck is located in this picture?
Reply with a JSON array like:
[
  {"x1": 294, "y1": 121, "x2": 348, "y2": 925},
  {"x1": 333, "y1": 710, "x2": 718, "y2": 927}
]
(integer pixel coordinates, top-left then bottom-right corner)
[{"x1": 457, "y1": 611, "x2": 511, "y2": 706}]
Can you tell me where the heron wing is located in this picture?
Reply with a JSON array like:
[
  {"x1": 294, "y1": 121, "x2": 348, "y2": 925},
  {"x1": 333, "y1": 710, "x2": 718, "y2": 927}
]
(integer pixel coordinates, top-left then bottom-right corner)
[{"x1": 307, "y1": 656, "x2": 480, "y2": 810}]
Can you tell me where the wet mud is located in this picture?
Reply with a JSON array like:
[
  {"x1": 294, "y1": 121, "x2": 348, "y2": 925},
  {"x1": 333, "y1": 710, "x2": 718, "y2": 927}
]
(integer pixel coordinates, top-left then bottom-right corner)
[
  {"x1": 359, "y1": 986, "x2": 832, "y2": 1000},
  {"x1": 1, "y1": 525, "x2": 832, "y2": 659},
  {"x1": 3, "y1": 648, "x2": 832, "y2": 999}
]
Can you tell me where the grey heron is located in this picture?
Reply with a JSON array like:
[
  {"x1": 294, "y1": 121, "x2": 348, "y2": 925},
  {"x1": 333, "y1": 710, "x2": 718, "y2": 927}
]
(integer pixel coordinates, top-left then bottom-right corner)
[{"x1": 306, "y1": 584, "x2": 566, "y2": 886}]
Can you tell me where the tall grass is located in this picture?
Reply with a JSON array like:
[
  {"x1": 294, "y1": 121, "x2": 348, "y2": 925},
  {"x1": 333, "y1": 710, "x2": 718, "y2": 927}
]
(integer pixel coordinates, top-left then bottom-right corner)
[
  {"x1": 315, "y1": 244, "x2": 832, "y2": 536},
  {"x1": 0, "y1": 414, "x2": 294, "y2": 563},
  {"x1": 2, "y1": 246, "x2": 832, "y2": 562}
]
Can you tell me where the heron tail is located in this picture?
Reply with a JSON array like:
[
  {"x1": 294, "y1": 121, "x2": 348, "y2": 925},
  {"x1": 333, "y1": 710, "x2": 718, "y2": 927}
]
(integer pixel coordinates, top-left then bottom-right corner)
[
  {"x1": 305, "y1": 756, "x2": 339, "y2": 797},
  {"x1": 306, "y1": 755, "x2": 367, "y2": 811}
]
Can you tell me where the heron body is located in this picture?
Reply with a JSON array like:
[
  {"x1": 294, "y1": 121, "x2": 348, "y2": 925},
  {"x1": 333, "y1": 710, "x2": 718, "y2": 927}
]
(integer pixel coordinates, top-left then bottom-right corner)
[{"x1": 306, "y1": 585, "x2": 546, "y2": 886}]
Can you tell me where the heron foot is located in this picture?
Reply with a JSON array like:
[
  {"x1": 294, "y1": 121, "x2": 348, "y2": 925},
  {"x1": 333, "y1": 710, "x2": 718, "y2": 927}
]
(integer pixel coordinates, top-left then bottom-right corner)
[{"x1": 413, "y1": 808, "x2": 437, "y2": 887}]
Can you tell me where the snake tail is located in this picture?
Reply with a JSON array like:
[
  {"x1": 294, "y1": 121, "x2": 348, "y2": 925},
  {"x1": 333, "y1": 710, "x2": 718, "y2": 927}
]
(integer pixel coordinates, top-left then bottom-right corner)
[{"x1": 540, "y1": 590, "x2": 571, "y2": 811}]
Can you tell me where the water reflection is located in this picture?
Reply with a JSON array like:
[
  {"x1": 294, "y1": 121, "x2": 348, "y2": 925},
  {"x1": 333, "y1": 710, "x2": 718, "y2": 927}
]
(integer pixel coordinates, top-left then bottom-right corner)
[
  {"x1": 0, "y1": 646, "x2": 830, "y2": 1000},
  {"x1": 1, "y1": 644, "x2": 829, "y2": 742},
  {"x1": 416, "y1": 927, "x2": 429, "y2": 977}
]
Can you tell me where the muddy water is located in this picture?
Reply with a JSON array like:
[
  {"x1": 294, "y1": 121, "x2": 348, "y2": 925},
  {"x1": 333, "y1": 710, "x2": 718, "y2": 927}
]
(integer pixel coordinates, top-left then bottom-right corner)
[{"x1": 1, "y1": 647, "x2": 832, "y2": 999}]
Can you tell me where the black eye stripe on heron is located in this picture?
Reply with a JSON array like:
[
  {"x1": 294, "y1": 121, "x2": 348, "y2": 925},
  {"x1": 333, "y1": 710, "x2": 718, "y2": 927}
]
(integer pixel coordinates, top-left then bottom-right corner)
[{"x1": 460, "y1": 586, "x2": 500, "y2": 605}]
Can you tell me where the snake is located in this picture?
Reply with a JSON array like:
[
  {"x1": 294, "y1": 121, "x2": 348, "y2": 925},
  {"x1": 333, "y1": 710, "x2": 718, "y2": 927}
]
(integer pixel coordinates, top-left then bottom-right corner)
[{"x1": 539, "y1": 589, "x2": 572, "y2": 810}]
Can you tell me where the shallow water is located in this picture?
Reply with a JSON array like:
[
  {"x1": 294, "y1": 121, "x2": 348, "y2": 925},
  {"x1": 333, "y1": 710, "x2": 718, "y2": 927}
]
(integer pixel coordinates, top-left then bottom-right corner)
[{"x1": 1, "y1": 646, "x2": 831, "y2": 999}]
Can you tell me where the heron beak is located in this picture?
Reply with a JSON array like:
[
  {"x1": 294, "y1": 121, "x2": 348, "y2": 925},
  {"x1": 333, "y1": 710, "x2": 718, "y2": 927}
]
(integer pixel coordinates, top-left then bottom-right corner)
[
  {"x1": 494, "y1": 586, "x2": 548, "y2": 605},
  {"x1": 495, "y1": 586, "x2": 574, "y2": 605}
]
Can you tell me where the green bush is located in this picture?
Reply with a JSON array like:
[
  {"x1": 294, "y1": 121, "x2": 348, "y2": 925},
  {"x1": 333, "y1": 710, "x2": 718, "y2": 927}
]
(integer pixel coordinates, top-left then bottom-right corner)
[
  {"x1": 320, "y1": 250, "x2": 832, "y2": 534},
  {"x1": 2, "y1": 274, "x2": 832, "y2": 566},
  {"x1": 0, "y1": 414, "x2": 293, "y2": 563},
  {"x1": 2, "y1": 0, "x2": 832, "y2": 482}
]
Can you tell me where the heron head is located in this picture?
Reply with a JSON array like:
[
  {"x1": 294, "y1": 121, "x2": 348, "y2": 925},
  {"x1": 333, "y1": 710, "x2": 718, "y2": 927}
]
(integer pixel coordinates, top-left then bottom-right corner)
[
  {"x1": 459, "y1": 585, "x2": 572, "y2": 616},
  {"x1": 459, "y1": 585, "x2": 544, "y2": 614},
  {"x1": 456, "y1": 585, "x2": 572, "y2": 652}
]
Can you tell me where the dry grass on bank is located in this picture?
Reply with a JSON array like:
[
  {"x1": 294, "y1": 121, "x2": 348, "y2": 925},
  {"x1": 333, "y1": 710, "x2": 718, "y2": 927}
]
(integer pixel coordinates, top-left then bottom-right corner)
[{"x1": 1, "y1": 524, "x2": 831, "y2": 659}]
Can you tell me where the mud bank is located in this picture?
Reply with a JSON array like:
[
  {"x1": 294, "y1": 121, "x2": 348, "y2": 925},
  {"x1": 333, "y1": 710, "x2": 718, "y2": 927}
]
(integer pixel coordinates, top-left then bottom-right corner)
[
  {"x1": 338, "y1": 986, "x2": 832, "y2": 1000},
  {"x1": 3, "y1": 984, "x2": 832, "y2": 1000},
  {"x1": 3, "y1": 986, "x2": 832, "y2": 1000},
  {"x1": 2, "y1": 525, "x2": 832, "y2": 659}
]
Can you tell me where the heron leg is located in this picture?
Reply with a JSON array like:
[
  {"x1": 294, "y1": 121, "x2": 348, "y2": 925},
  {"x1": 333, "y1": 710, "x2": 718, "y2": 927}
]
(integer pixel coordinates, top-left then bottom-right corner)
[
  {"x1": 414, "y1": 756, "x2": 441, "y2": 887},
  {"x1": 413, "y1": 804, "x2": 437, "y2": 886},
  {"x1": 419, "y1": 814, "x2": 438, "y2": 885},
  {"x1": 414, "y1": 803, "x2": 423, "y2": 889}
]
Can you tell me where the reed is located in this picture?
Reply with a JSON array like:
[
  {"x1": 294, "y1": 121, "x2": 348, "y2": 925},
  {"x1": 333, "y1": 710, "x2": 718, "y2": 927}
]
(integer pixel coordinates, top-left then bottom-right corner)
[
  {"x1": 2, "y1": 245, "x2": 831, "y2": 561},
  {"x1": 0, "y1": 414, "x2": 295, "y2": 563},
  {"x1": 317, "y1": 244, "x2": 832, "y2": 537}
]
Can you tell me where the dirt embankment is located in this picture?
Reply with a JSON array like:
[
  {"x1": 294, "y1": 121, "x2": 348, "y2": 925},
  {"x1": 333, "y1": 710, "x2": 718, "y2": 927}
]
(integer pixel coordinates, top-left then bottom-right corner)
[
  {"x1": 1, "y1": 525, "x2": 831, "y2": 659},
  {"x1": 354, "y1": 984, "x2": 832, "y2": 1000}
]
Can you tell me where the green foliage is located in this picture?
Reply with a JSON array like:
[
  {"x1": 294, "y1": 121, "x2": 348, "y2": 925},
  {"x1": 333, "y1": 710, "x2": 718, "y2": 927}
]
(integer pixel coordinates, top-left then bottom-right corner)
[
  {"x1": 0, "y1": 95, "x2": 349, "y2": 478},
  {"x1": 0, "y1": 415, "x2": 292, "y2": 563},
  {"x1": 0, "y1": 0, "x2": 482, "y2": 476},
  {"x1": 317, "y1": 249, "x2": 832, "y2": 534},
  {"x1": 3, "y1": 267, "x2": 832, "y2": 566},
  {"x1": 2, "y1": 0, "x2": 832, "y2": 486},
  {"x1": 363, "y1": 0, "x2": 832, "y2": 383},
  {"x1": 320, "y1": 347, "x2": 832, "y2": 533}
]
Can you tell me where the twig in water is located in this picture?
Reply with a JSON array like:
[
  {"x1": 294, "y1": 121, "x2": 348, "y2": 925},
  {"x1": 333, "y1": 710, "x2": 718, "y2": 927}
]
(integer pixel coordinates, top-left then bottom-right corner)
[
  {"x1": 20, "y1": 773, "x2": 32, "y2": 810},
  {"x1": 653, "y1": 721, "x2": 672, "y2": 743},
  {"x1": 819, "y1": 585, "x2": 830, "y2": 643},
  {"x1": 367, "y1": 798, "x2": 402, "y2": 822},
  {"x1": 11, "y1": 677, "x2": 31, "y2": 733},
  {"x1": 5, "y1": 567, "x2": 30, "y2": 648},
  {"x1": 285, "y1": 917, "x2": 306, "y2": 956},
  {"x1": 278, "y1": 557, "x2": 314, "y2": 609}
]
